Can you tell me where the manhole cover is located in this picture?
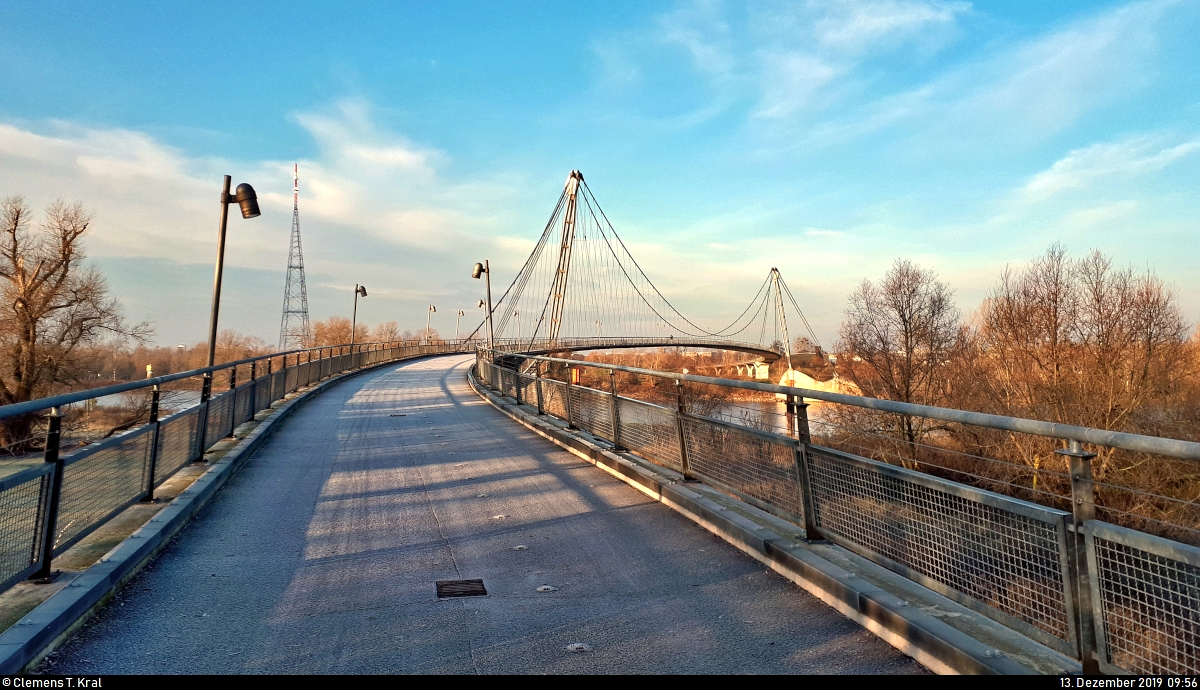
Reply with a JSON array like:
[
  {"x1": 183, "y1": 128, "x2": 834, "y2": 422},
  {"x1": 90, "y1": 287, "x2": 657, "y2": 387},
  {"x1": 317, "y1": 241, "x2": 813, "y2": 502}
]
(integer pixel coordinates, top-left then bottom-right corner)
[
  {"x1": 565, "y1": 643, "x2": 592, "y2": 653},
  {"x1": 436, "y1": 579, "x2": 488, "y2": 598}
]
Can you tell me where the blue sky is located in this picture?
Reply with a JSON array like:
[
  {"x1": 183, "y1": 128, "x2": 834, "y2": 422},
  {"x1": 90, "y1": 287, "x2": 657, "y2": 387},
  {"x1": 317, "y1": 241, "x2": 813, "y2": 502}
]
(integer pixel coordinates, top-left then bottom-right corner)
[{"x1": 1, "y1": 0, "x2": 1198, "y2": 347}]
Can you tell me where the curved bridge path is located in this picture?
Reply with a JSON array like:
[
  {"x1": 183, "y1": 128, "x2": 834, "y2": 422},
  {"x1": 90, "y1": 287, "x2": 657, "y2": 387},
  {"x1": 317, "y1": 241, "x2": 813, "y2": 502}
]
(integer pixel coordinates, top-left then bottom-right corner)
[{"x1": 49, "y1": 355, "x2": 924, "y2": 674}]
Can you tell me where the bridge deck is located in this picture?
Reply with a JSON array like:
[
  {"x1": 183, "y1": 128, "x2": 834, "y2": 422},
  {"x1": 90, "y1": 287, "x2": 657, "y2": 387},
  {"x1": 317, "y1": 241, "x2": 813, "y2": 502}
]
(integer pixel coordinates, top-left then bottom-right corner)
[{"x1": 48, "y1": 355, "x2": 923, "y2": 674}]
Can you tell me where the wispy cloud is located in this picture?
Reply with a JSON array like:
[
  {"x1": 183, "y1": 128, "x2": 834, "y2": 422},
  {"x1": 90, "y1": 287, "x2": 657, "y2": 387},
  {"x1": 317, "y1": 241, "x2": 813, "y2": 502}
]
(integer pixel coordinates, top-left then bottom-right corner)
[
  {"x1": 803, "y1": 0, "x2": 1176, "y2": 147},
  {"x1": 1021, "y1": 134, "x2": 1200, "y2": 201}
]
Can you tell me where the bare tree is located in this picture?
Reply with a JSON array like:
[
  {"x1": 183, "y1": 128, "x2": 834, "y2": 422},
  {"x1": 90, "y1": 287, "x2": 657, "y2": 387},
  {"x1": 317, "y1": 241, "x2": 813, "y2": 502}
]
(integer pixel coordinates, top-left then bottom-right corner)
[
  {"x1": 974, "y1": 244, "x2": 1192, "y2": 483},
  {"x1": 0, "y1": 197, "x2": 149, "y2": 451},
  {"x1": 837, "y1": 259, "x2": 961, "y2": 454},
  {"x1": 311, "y1": 316, "x2": 370, "y2": 347},
  {"x1": 372, "y1": 321, "x2": 400, "y2": 343}
]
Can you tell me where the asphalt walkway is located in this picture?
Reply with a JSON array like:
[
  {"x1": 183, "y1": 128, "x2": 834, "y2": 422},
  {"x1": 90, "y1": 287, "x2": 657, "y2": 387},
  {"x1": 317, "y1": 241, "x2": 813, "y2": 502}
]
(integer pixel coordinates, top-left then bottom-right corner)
[{"x1": 48, "y1": 355, "x2": 925, "y2": 674}]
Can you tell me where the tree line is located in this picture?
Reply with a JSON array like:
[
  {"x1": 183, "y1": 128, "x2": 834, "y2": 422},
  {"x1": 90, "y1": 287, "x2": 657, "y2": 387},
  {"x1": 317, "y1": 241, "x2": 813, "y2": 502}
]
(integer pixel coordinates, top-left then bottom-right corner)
[{"x1": 832, "y1": 244, "x2": 1198, "y2": 541}]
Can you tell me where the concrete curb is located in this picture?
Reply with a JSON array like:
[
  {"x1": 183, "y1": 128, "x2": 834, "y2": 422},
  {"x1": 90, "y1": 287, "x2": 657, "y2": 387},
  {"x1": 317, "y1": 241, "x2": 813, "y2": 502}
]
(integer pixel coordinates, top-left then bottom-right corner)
[
  {"x1": 0, "y1": 354, "x2": 430, "y2": 675},
  {"x1": 468, "y1": 368, "x2": 1077, "y2": 676}
]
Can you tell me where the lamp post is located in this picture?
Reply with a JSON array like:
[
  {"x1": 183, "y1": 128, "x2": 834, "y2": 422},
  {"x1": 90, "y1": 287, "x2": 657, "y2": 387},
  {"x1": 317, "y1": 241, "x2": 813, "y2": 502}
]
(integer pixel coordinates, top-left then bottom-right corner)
[
  {"x1": 203, "y1": 175, "x2": 260, "y2": 407},
  {"x1": 477, "y1": 300, "x2": 486, "y2": 345},
  {"x1": 351, "y1": 284, "x2": 367, "y2": 350},
  {"x1": 456, "y1": 310, "x2": 465, "y2": 342},
  {"x1": 472, "y1": 261, "x2": 494, "y2": 349},
  {"x1": 425, "y1": 305, "x2": 436, "y2": 344}
]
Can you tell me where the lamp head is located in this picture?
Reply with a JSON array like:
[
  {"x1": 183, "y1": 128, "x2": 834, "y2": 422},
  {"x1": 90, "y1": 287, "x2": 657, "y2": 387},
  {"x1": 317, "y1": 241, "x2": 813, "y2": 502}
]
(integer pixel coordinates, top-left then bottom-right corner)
[
  {"x1": 471, "y1": 262, "x2": 484, "y2": 279},
  {"x1": 356, "y1": 286, "x2": 367, "y2": 297},
  {"x1": 477, "y1": 300, "x2": 485, "y2": 308},
  {"x1": 234, "y1": 183, "x2": 260, "y2": 219}
]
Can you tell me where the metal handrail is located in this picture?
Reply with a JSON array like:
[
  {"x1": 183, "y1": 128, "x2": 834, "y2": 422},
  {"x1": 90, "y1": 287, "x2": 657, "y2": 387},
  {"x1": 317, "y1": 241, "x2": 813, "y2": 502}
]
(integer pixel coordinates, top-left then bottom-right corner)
[
  {"x1": 0, "y1": 339, "x2": 482, "y2": 420},
  {"x1": 491, "y1": 349, "x2": 1200, "y2": 462}
]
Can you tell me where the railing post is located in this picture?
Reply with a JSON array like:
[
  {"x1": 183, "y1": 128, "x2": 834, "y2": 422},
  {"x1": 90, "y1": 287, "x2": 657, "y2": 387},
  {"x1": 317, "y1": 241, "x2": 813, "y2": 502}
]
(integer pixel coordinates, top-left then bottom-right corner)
[
  {"x1": 227, "y1": 365, "x2": 237, "y2": 437},
  {"x1": 33, "y1": 407, "x2": 64, "y2": 581},
  {"x1": 534, "y1": 361, "x2": 545, "y2": 415},
  {"x1": 249, "y1": 360, "x2": 258, "y2": 415},
  {"x1": 514, "y1": 364, "x2": 523, "y2": 405},
  {"x1": 195, "y1": 373, "x2": 212, "y2": 462},
  {"x1": 1057, "y1": 440, "x2": 1101, "y2": 675},
  {"x1": 674, "y1": 380, "x2": 693, "y2": 480},
  {"x1": 564, "y1": 365, "x2": 577, "y2": 429},
  {"x1": 142, "y1": 385, "x2": 162, "y2": 503},
  {"x1": 789, "y1": 396, "x2": 822, "y2": 541},
  {"x1": 609, "y1": 369, "x2": 625, "y2": 451}
]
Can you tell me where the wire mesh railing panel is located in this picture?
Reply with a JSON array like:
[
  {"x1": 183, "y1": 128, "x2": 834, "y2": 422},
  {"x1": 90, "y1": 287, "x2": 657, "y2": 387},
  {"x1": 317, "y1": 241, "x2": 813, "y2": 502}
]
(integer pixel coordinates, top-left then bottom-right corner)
[
  {"x1": 682, "y1": 416, "x2": 803, "y2": 521},
  {"x1": 56, "y1": 429, "x2": 153, "y2": 553},
  {"x1": 272, "y1": 370, "x2": 285, "y2": 401},
  {"x1": 806, "y1": 445, "x2": 1072, "y2": 645},
  {"x1": 541, "y1": 379, "x2": 568, "y2": 420},
  {"x1": 616, "y1": 397, "x2": 683, "y2": 471},
  {"x1": 233, "y1": 383, "x2": 254, "y2": 428},
  {"x1": 516, "y1": 372, "x2": 538, "y2": 406},
  {"x1": 255, "y1": 376, "x2": 272, "y2": 412},
  {"x1": 498, "y1": 368, "x2": 515, "y2": 398},
  {"x1": 204, "y1": 391, "x2": 233, "y2": 448},
  {"x1": 1088, "y1": 522, "x2": 1200, "y2": 674},
  {"x1": 570, "y1": 386, "x2": 614, "y2": 442},
  {"x1": 0, "y1": 468, "x2": 50, "y2": 588},
  {"x1": 155, "y1": 408, "x2": 199, "y2": 480},
  {"x1": 285, "y1": 366, "x2": 298, "y2": 394}
]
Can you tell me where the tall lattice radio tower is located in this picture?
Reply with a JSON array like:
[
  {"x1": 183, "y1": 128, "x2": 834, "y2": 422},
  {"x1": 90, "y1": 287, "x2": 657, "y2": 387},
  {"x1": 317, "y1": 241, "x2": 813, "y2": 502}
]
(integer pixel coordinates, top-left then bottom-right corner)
[{"x1": 278, "y1": 164, "x2": 311, "y2": 349}]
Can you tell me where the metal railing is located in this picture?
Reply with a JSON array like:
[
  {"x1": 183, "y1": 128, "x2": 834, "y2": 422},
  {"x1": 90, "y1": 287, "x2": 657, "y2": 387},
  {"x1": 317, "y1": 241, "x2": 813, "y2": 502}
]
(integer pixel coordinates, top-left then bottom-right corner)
[
  {"x1": 0, "y1": 339, "x2": 477, "y2": 593},
  {"x1": 474, "y1": 348, "x2": 1200, "y2": 675}
]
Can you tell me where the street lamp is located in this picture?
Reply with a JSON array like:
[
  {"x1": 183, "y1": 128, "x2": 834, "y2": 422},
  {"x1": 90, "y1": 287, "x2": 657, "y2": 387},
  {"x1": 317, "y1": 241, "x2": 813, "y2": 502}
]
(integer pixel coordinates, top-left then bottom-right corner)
[
  {"x1": 456, "y1": 310, "x2": 465, "y2": 341},
  {"x1": 351, "y1": 285, "x2": 367, "y2": 349},
  {"x1": 514, "y1": 311, "x2": 521, "y2": 343},
  {"x1": 425, "y1": 304, "x2": 436, "y2": 344},
  {"x1": 472, "y1": 261, "x2": 494, "y2": 349},
  {"x1": 204, "y1": 175, "x2": 259, "y2": 405}
]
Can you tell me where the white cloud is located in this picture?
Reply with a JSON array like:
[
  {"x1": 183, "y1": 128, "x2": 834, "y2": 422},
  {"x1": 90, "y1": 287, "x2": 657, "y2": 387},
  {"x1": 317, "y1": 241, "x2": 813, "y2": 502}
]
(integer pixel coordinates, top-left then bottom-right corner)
[
  {"x1": 808, "y1": 0, "x2": 970, "y2": 54},
  {"x1": 753, "y1": 52, "x2": 844, "y2": 118},
  {"x1": 804, "y1": 0, "x2": 1176, "y2": 148},
  {"x1": 588, "y1": 0, "x2": 971, "y2": 129},
  {"x1": 1022, "y1": 135, "x2": 1200, "y2": 201}
]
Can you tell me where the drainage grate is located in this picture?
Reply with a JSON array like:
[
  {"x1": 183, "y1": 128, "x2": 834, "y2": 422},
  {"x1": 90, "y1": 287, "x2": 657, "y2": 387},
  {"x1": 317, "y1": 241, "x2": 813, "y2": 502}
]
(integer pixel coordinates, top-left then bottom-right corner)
[{"x1": 436, "y1": 579, "x2": 487, "y2": 598}]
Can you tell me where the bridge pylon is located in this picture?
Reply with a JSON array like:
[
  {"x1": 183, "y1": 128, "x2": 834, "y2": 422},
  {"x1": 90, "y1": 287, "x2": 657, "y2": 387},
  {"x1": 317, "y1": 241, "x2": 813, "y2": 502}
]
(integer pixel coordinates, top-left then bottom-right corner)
[{"x1": 547, "y1": 170, "x2": 582, "y2": 345}]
